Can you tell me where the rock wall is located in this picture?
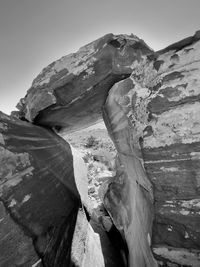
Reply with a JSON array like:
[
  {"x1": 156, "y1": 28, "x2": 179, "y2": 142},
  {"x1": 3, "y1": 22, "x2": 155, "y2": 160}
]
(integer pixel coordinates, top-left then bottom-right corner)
[
  {"x1": 0, "y1": 112, "x2": 80, "y2": 266},
  {"x1": 1, "y1": 31, "x2": 200, "y2": 266},
  {"x1": 102, "y1": 85, "x2": 157, "y2": 266},
  {"x1": 143, "y1": 31, "x2": 200, "y2": 267},
  {"x1": 0, "y1": 112, "x2": 125, "y2": 267},
  {"x1": 102, "y1": 30, "x2": 200, "y2": 267}
]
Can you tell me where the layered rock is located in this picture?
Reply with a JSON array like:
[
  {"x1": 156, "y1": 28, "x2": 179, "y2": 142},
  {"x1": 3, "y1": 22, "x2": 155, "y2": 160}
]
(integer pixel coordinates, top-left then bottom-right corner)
[
  {"x1": 0, "y1": 112, "x2": 125, "y2": 267},
  {"x1": 144, "y1": 31, "x2": 200, "y2": 267},
  {"x1": 16, "y1": 34, "x2": 152, "y2": 132},
  {"x1": 102, "y1": 79, "x2": 157, "y2": 267},
  {"x1": 2, "y1": 31, "x2": 200, "y2": 267},
  {"x1": 0, "y1": 111, "x2": 81, "y2": 266},
  {"x1": 0, "y1": 201, "x2": 41, "y2": 267},
  {"x1": 101, "y1": 30, "x2": 200, "y2": 266}
]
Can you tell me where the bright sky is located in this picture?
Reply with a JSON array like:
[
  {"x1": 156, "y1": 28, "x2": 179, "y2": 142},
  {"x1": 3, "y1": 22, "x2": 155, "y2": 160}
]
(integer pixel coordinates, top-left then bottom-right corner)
[{"x1": 0, "y1": 0, "x2": 199, "y2": 114}]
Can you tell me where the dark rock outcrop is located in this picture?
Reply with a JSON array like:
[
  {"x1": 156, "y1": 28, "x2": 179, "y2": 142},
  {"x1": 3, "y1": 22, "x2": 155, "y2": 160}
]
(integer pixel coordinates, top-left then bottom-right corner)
[
  {"x1": 0, "y1": 201, "x2": 41, "y2": 267},
  {"x1": 0, "y1": 111, "x2": 80, "y2": 266},
  {"x1": 0, "y1": 112, "x2": 125, "y2": 267},
  {"x1": 17, "y1": 34, "x2": 152, "y2": 132}
]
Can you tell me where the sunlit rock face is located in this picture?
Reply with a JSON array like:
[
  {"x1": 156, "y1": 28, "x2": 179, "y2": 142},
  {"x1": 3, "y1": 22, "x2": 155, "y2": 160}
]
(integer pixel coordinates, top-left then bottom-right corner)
[
  {"x1": 16, "y1": 34, "x2": 152, "y2": 132},
  {"x1": 102, "y1": 77, "x2": 158, "y2": 267},
  {"x1": 0, "y1": 111, "x2": 81, "y2": 266},
  {"x1": 102, "y1": 31, "x2": 200, "y2": 267}
]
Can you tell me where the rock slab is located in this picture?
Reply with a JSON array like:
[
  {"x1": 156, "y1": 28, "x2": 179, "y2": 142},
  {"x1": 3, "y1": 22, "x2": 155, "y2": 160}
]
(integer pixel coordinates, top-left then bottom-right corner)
[{"x1": 17, "y1": 34, "x2": 152, "y2": 132}]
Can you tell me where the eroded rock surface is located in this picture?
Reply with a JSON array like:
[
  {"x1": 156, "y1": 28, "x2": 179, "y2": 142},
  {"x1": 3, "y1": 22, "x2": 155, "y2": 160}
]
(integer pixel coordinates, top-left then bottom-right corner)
[
  {"x1": 2, "y1": 31, "x2": 200, "y2": 267},
  {"x1": 16, "y1": 34, "x2": 152, "y2": 132},
  {"x1": 0, "y1": 201, "x2": 41, "y2": 267},
  {"x1": 0, "y1": 112, "x2": 124, "y2": 267},
  {"x1": 102, "y1": 78, "x2": 157, "y2": 267},
  {"x1": 0, "y1": 111, "x2": 81, "y2": 266},
  {"x1": 101, "y1": 30, "x2": 200, "y2": 266}
]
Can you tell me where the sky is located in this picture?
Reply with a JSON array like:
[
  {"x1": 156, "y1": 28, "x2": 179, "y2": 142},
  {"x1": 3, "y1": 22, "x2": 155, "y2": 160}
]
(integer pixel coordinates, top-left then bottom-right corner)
[{"x1": 0, "y1": 0, "x2": 199, "y2": 115}]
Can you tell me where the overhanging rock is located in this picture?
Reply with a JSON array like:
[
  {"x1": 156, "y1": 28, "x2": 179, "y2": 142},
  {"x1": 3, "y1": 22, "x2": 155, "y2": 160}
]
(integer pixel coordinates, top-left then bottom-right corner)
[{"x1": 16, "y1": 33, "x2": 152, "y2": 132}]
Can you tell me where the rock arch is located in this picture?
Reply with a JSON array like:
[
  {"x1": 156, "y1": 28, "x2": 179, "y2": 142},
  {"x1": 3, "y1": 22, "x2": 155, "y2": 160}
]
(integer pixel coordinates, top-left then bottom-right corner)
[{"x1": 1, "y1": 31, "x2": 200, "y2": 266}]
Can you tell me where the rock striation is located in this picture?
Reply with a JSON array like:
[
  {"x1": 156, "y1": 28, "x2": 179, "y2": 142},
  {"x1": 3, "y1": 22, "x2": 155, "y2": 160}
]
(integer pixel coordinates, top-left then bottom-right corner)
[
  {"x1": 0, "y1": 111, "x2": 81, "y2": 266},
  {"x1": 102, "y1": 30, "x2": 200, "y2": 266},
  {"x1": 1, "y1": 31, "x2": 200, "y2": 267}
]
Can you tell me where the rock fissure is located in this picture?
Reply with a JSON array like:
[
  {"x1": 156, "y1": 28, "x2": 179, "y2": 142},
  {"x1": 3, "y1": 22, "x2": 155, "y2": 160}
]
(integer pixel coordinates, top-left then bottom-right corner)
[{"x1": 1, "y1": 31, "x2": 200, "y2": 266}]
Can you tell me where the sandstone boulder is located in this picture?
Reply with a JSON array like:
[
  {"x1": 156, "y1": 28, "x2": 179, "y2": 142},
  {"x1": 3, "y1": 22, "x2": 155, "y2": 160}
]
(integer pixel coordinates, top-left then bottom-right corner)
[{"x1": 16, "y1": 34, "x2": 152, "y2": 132}]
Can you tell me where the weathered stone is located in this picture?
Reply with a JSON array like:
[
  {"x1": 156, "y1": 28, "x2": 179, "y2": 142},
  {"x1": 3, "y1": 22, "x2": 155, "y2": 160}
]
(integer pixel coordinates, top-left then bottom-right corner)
[
  {"x1": 153, "y1": 246, "x2": 200, "y2": 267},
  {"x1": 0, "y1": 111, "x2": 123, "y2": 266},
  {"x1": 0, "y1": 111, "x2": 81, "y2": 266},
  {"x1": 71, "y1": 208, "x2": 125, "y2": 267},
  {"x1": 102, "y1": 78, "x2": 157, "y2": 267},
  {"x1": 4, "y1": 30, "x2": 200, "y2": 267},
  {"x1": 17, "y1": 34, "x2": 152, "y2": 132},
  {"x1": 0, "y1": 201, "x2": 41, "y2": 267},
  {"x1": 101, "y1": 30, "x2": 200, "y2": 266}
]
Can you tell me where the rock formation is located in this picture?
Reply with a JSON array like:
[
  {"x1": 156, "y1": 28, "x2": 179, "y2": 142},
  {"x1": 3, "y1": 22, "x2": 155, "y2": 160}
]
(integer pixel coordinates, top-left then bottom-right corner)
[
  {"x1": 102, "y1": 30, "x2": 200, "y2": 267},
  {"x1": 0, "y1": 111, "x2": 125, "y2": 267},
  {"x1": 0, "y1": 111, "x2": 81, "y2": 266},
  {"x1": 16, "y1": 34, "x2": 152, "y2": 132},
  {"x1": 1, "y1": 31, "x2": 200, "y2": 266},
  {"x1": 102, "y1": 81, "x2": 157, "y2": 267}
]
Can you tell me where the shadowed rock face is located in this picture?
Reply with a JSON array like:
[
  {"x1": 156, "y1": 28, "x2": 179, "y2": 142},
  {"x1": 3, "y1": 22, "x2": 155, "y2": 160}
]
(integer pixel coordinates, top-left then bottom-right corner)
[
  {"x1": 0, "y1": 111, "x2": 127, "y2": 267},
  {"x1": 0, "y1": 112, "x2": 80, "y2": 266},
  {"x1": 16, "y1": 34, "x2": 152, "y2": 132}
]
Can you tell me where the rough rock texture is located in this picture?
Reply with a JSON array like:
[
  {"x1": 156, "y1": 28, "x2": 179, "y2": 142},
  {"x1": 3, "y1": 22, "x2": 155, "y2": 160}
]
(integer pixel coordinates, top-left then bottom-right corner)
[
  {"x1": 102, "y1": 30, "x2": 200, "y2": 266},
  {"x1": 0, "y1": 201, "x2": 41, "y2": 267},
  {"x1": 102, "y1": 80, "x2": 157, "y2": 267},
  {"x1": 70, "y1": 208, "x2": 125, "y2": 267},
  {"x1": 0, "y1": 111, "x2": 81, "y2": 266},
  {"x1": 145, "y1": 31, "x2": 200, "y2": 267},
  {"x1": 16, "y1": 34, "x2": 152, "y2": 132},
  {"x1": 2, "y1": 31, "x2": 200, "y2": 267},
  {"x1": 0, "y1": 111, "x2": 124, "y2": 267}
]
